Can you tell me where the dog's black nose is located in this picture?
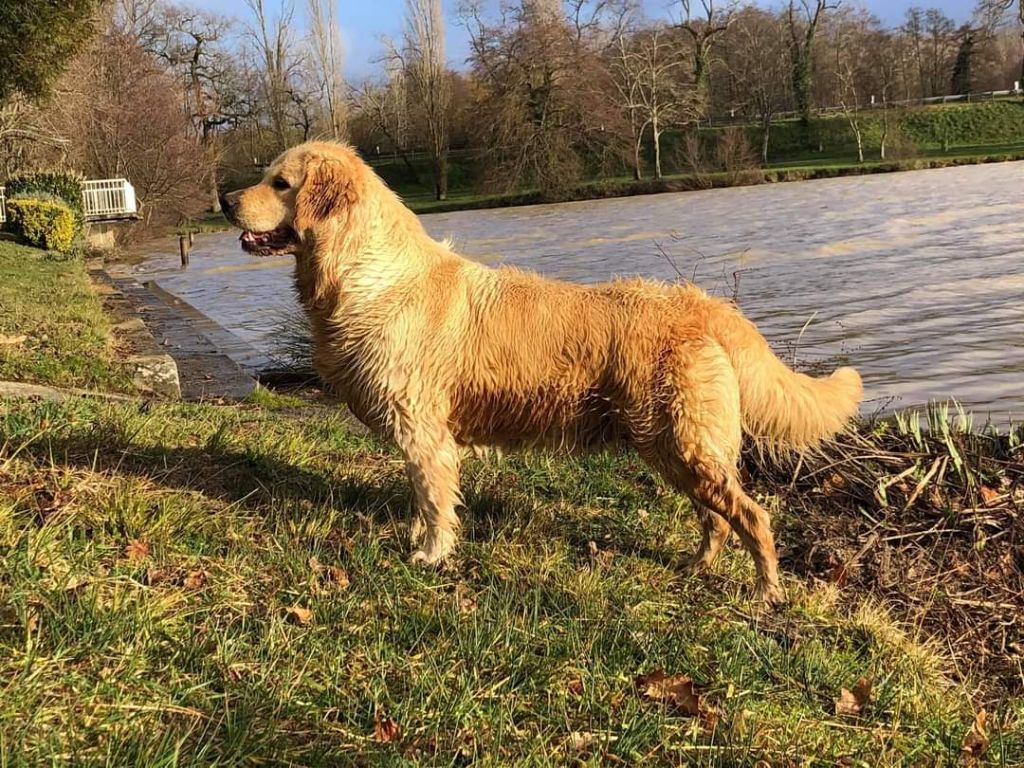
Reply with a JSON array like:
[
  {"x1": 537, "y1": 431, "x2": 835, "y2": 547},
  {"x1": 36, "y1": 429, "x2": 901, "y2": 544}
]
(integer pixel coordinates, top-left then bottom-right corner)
[{"x1": 219, "y1": 190, "x2": 244, "y2": 222}]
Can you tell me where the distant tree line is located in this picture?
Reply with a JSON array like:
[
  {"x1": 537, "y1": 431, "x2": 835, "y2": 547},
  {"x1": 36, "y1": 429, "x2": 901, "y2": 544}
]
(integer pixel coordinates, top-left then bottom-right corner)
[{"x1": 1, "y1": 0, "x2": 1023, "y2": 230}]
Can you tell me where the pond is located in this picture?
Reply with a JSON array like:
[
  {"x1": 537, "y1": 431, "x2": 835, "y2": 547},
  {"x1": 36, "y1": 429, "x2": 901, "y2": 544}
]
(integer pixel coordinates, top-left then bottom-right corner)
[{"x1": 118, "y1": 161, "x2": 1024, "y2": 421}]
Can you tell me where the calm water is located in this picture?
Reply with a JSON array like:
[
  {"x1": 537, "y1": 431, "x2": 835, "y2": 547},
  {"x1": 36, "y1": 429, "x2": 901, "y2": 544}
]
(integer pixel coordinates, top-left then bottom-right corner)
[{"x1": 119, "y1": 162, "x2": 1024, "y2": 420}]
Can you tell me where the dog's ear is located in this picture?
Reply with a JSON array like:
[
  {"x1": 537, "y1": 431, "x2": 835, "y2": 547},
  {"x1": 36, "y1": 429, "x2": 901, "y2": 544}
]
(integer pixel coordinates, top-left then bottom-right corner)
[{"x1": 295, "y1": 158, "x2": 355, "y2": 231}]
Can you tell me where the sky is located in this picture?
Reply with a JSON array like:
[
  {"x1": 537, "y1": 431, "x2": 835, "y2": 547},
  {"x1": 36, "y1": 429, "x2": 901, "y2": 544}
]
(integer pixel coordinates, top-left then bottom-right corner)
[{"x1": 203, "y1": 0, "x2": 980, "y2": 78}]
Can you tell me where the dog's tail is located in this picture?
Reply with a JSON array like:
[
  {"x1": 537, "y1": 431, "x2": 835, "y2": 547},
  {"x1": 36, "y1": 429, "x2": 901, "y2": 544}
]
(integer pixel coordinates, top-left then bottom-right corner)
[{"x1": 709, "y1": 301, "x2": 863, "y2": 450}]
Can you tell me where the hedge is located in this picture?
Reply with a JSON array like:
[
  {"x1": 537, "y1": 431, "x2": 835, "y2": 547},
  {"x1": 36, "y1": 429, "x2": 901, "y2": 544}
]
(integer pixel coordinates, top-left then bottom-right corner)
[
  {"x1": 6, "y1": 197, "x2": 78, "y2": 253},
  {"x1": 5, "y1": 169, "x2": 85, "y2": 234}
]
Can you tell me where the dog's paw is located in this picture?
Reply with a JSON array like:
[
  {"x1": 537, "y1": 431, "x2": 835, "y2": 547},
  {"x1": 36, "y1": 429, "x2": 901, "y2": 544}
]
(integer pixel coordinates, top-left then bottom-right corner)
[
  {"x1": 409, "y1": 514, "x2": 426, "y2": 546},
  {"x1": 681, "y1": 550, "x2": 715, "y2": 575},
  {"x1": 757, "y1": 580, "x2": 787, "y2": 609},
  {"x1": 408, "y1": 528, "x2": 457, "y2": 567}
]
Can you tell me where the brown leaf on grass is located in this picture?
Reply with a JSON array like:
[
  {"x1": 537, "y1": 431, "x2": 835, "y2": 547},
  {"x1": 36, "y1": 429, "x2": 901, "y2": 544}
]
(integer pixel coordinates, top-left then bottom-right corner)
[
  {"x1": 309, "y1": 556, "x2": 350, "y2": 590},
  {"x1": 286, "y1": 604, "x2": 313, "y2": 626},
  {"x1": 635, "y1": 670, "x2": 703, "y2": 717},
  {"x1": 961, "y1": 710, "x2": 989, "y2": 761},
  {"x1": 145, "y1": 567, "x2": 168, "y2": 586},
  {"x1": 183, "y1": 569, "x2": 207, "y2": 590},
  {"x1": 25, "y1": 611, "x2": 40, "y2": 633},
  {"x1": 586, "y1": 540, "x2": 614, "y2": 569},
  {"x1": 567, "y1": 678, "x2": 584, "y2": 697},
  {"x1": 566, "y1": 731, "x2": 596, "y2": 754},
  {"x1": 326, "y1": 565, "x2": 350, "y2": 589},
  {"x1": 373, "y1": 712, "x2": 401, "y2": 743},
  {"x1": 834, "y1": 676, "x2": 873, "y2": 717},
  {"x1": 824, "y1": 552, "x2": 848, "y2": 587},
  {"x1": 125, "y1": 539, "x2": 150, "y2": 563},
  {"x1": 64, "y1": 575, "x2": 89, "y2": 593},
  {"x1": 979, "y1": 485, "x2": 1000, "y2": 506}
]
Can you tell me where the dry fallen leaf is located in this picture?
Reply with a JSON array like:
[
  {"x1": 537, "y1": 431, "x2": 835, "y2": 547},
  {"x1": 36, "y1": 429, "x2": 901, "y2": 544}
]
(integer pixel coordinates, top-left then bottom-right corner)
[
  {"x1": 64, "y1": 575, "x2": 89, "y2": 593},
  {"x1": 183, "y1": 569, "x2": 207, "y2": 590},
  {"x1": 961, "y1": 709, "x2": 989, "y2": 761},
  {"x1": 374, "y1": 712, "x2": 401, "y2": 743},
  {"x1": 25, "y1": 611, "x2": 40, "y2": 633},
  {"x1": 309, "y1": 555, "x2": 350, "y2": 590},
  {"x1": 567, "y1": 678, "x2": 584, "y2": 698},
  {"x1": 286, "y1": 604, "x2": 313, "y2": 626},
  {"x1": 635, "y1": 669, "x2": 703, "y2": 717},
  {"x1": 567, "y1": 731, "x2": 596, "y2": 754},
  {"x1": 125, "y1": 539, "x2": 150, "y2": 563},
  {"x1": 834, "y1": 676, "x2": 873, "y2": 717},
  {"x1": 979, "y1": 486, "x2": 1000, "y2": 506},
  {"x1": 586, "y1": 540, "x2": 614, "y2": 569},
  {"x1": 326, "y1": 565, "x2": 350, "y2": 589}
]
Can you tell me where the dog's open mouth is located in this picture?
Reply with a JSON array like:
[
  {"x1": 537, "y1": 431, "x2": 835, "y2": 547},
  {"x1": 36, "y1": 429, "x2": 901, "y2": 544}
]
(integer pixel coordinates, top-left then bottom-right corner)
[{"x1": 239, "y1": 227, "x2": 298, "y2": 256}]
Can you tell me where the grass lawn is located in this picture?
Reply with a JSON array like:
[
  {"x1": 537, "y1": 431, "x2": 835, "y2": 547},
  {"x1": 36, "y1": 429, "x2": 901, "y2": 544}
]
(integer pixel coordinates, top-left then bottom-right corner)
[
  {"x1": 0, "y1": 393, "x2": 1020, "y2": 765},
  {"x1": 0, "y1": 240, "x2": 130, "y2": 392}
]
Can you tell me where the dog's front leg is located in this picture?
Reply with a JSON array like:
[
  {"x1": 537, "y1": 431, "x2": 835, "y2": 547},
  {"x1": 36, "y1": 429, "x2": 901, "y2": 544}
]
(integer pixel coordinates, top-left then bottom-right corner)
[{"x1": 398, "y1": 419, "x2": 462, "y2": 566}]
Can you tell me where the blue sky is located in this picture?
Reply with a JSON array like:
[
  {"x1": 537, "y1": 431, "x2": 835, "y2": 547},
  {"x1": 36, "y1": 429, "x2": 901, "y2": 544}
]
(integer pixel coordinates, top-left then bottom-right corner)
[{"x1": 204, "y1": 0, "x2": 978, "y2": 78}]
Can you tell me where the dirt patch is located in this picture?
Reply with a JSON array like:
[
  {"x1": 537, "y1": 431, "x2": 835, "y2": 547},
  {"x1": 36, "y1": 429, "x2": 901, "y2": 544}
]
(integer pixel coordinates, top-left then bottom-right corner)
[{"x1": 749, "y1": 417, "x2": 1024, "y2": 702}]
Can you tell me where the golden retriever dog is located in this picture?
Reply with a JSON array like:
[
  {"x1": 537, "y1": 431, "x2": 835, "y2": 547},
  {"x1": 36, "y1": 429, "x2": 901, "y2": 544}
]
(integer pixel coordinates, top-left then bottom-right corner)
[{"x1": 220, "y1": 141, "x2": 863, "y2": 605}]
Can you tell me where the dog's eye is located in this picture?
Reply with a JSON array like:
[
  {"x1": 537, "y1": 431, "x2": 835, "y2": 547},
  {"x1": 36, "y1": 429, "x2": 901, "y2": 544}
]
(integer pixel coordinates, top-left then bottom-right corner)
[{"x1": 271, "y1": 177, "x2": 290, "y2": 191}]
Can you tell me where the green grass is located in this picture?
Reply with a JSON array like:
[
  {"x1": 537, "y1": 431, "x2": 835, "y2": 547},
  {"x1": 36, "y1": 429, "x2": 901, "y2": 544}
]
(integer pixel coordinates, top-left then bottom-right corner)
[
  {"x1": 175, "y1": 210, "x2": 236, "y2": 235},
  {"x1": 1, "y1": 396, "x2": 1020, "y2": 765},
  {"x1": 0, "y1": 240, "x2": 131, "y2": 392}
]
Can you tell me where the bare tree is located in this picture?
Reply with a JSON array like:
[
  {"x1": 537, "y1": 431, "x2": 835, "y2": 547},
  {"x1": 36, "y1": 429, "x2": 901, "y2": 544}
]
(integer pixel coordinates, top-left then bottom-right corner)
[
  {"x1": 832, "y1": 16, "x2": 868, "y2": 163},
  {"x1": 393, "y1": 0, "x2": 451, "y2": 200},
  {"x1": 461, "y1": 0, "x2": 627, "y2": 195},
  {"x1": 306, "y1": 0, "x2": 347, "y2": 139},
  {"x1": 976, "y1": 0, "x2": 1024, "y2": 83},
  {"x1": 244, "y1": 0, "x2": 299, "y2": 152},
  {"x1": 611, "y1": 27, "x2": 695, "y2": 179},
  {"x1": 136, "y1": 5, "x2": 240, "y2": 209},
  {"x1": 677, "y1": 0, "x2": 737, "y2": 117},
  {"x1": 787, "y1": 0, "x2": 841, "y2": 128},
  {"x1": 874, "y1": 32, "x2": 902, "y2": 160},
  {"x1": 728, "y1": 8, "x2": 789, "y2": 165}
]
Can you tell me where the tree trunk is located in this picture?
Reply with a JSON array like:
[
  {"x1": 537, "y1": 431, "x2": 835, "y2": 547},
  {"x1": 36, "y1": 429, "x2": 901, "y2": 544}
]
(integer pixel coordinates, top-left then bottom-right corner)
[
  {"x1": 694, "y1": 44, "x2": 711, "y2": 119},
  {"x1": 633, "y1": 131, "x2": 643, "y2": 180},
  {"x1": 761, "y1": 116, "x2": 771, "y2": 166},
  {"x1": 653, "y1": 118, "x2": 662, "y2": 180},
  {"x1": 1020, "y1": 29, "x2": 1024, "y2": 88},
  {"x1": 880, "y1": 110, "x2": 888, "y2": 161},
  {"x1": 434, "y1": 148, "x2": 448, "y2": 201}
]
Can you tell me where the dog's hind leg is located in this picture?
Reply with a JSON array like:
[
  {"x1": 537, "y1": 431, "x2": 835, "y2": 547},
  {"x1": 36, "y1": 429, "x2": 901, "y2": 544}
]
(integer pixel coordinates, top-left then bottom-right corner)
[
  {"x1": 648, "y1": 342, "x2": 785, "y2": 606},
  {"x1": 683, "y1": 505, "x2": 733, "y2": 572},
  {"x1": 398, "y1": 417, "x2": 462, "y2": 566}
]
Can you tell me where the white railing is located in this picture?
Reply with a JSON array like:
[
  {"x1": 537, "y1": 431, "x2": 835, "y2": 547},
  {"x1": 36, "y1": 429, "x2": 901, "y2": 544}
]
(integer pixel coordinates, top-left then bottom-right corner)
[
  {"x1": 0, "y1": 179, "x2": 137, "y2": 224},
  {"x1": 81, "y1": 179, "x2": 137, "y2": 219}
]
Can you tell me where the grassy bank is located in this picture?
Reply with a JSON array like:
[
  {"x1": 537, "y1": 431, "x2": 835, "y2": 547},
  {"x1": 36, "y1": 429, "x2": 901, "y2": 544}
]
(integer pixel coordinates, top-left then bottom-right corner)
[
  {"x1": 3, "y1": 224, "x2": 1023, "y2": 764},
  {"x1": 0, "y1": 240, "x2": 130, "y2": 392},
  {"x1": 2, "y1": 395, "x2": 1021, "y2": 765}
]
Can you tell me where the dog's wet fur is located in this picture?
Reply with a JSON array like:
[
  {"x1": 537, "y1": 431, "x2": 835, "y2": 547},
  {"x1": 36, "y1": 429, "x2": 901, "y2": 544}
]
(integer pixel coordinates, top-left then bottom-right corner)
[{"x1": 221, "y1": 141, "x2": 863, "y2": 605}]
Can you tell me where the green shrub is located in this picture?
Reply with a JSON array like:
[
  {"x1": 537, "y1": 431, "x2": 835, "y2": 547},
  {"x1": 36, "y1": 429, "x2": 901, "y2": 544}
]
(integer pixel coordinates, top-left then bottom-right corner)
[
  {"x1": 5, "y1": 169, "x2": 85, "y2": 234},
  {"x1": 6, "y1": 197, "x2": 77, "y2": 253}
]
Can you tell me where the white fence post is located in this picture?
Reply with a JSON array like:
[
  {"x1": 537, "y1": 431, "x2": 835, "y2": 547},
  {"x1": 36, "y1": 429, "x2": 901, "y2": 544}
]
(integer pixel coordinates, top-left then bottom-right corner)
[{"x1": 80, "y1": 179, "x2": 138, "y2": 219}]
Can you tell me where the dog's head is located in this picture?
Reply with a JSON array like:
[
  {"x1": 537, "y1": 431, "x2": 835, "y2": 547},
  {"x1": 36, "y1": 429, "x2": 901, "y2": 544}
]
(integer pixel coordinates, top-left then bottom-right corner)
[{"x1": 220, "y1": 142, "x2": 367, "y2": 257}]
